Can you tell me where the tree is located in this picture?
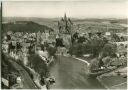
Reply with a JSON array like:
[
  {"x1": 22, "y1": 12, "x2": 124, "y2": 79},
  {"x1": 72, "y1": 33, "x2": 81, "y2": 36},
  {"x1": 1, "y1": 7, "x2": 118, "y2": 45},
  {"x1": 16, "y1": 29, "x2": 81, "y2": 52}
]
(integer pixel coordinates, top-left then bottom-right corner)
[
  {"x1": 84, "y1": 35, "x2": 107, "y2": 57},
  {"x1": 69, "y1": 43, "x2": 84, "y2": 57},
  {"x1": 111, "y1": 34, "x2": 120, "y2": 42},
  {"x1": 102, "y1": 43, "x2": 117, "y2": 57}
]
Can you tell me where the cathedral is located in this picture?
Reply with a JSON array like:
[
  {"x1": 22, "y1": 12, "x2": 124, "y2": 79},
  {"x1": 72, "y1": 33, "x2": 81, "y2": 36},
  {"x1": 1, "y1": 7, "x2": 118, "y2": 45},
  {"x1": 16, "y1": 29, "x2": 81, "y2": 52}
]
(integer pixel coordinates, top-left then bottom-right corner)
[
  {"x1": 58, "y1": 13, "x2": 73, "y2": 35},
  {"x1": 57, "y1": 14, "x2": 73, "y2": 49}
]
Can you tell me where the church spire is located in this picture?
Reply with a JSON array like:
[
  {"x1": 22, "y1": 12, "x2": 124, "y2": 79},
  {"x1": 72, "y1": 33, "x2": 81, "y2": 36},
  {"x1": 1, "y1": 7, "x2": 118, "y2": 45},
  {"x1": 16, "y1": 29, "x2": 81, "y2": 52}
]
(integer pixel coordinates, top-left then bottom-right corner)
[{"x1": 64, "y1": 13, "x2": 67, "y2": 21}]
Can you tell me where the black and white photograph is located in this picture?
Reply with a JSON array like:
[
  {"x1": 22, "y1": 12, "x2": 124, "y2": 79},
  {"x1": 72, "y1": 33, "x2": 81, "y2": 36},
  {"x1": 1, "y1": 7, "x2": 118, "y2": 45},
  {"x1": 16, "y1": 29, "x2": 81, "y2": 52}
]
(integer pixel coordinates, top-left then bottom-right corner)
[{"x1": 1, "y1": 0, "x2": 127, "y2": 89}]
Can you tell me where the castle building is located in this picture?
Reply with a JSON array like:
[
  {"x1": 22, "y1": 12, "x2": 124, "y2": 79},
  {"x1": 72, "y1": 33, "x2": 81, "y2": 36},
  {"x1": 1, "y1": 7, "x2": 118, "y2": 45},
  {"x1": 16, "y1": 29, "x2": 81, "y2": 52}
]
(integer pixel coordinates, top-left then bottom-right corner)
[
  {"x1": 57, "y1": 14, "x2": 73, "y2": 48},
  {"x1": 58, "y1": 13, "x2": 73, "y2": 35}
]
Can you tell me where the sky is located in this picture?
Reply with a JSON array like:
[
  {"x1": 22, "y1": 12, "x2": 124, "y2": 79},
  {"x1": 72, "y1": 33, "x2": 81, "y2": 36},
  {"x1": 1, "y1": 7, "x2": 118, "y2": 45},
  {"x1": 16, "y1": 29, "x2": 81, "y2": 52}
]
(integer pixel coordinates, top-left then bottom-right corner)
[{"x1": 2, "y1": 0, "x2": 128, "y2": 18}]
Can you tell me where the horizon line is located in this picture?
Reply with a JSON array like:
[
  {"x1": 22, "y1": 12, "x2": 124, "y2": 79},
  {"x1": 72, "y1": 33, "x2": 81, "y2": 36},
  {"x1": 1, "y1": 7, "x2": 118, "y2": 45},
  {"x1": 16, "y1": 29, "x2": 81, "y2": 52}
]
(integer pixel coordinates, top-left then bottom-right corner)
[{"x1": 3, "y1": 16, "x2": 127, "y2": 19}]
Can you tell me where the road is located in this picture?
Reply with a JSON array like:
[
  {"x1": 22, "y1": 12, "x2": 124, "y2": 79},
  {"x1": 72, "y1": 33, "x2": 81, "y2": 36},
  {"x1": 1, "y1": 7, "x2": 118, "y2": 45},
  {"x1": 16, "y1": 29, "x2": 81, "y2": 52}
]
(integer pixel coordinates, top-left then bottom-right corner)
[
  {"x1": 50, "y1": 56, "x2": 105, "y2": 89},
  {"x1": 9, "y1": 59, "x2": 38, "y2": 89}
]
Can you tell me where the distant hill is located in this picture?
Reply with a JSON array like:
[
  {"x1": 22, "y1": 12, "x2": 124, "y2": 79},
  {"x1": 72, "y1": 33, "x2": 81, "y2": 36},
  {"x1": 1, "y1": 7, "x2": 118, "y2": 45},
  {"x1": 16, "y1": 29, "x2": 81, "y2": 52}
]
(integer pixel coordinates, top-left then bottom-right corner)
[
  {"x1": 3, "y1": 17, "x2": 59, "y2": 31},
  {"x1": 3, "y1": 17, "x2": 127, "y2": 24},
  {"x1": 72, "y1": 18, "x2": 127, "y2": 24},
  {"x1": 2, "y1": 21, "x2": 54, "y2": 33},
  {"x1": 3, "y1": 17, "x2": 127, "y2": 33}
]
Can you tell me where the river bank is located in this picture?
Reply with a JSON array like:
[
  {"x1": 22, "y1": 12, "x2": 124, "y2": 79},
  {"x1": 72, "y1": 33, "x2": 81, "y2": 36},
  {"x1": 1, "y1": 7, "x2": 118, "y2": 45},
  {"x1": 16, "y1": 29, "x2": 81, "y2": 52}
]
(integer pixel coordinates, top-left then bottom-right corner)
[
  {"x1": 97, "y1": 67, "x2": 127, "y2": 89},
  {"x1": 25, "y1": 54, "x2": 126, "y2": 89},
  {"x1": 70, "y1": 56, "x2": 127, "y2": 89},
  {"x1": 50, "y1": 55, "x2": 105, "y2": 89}
]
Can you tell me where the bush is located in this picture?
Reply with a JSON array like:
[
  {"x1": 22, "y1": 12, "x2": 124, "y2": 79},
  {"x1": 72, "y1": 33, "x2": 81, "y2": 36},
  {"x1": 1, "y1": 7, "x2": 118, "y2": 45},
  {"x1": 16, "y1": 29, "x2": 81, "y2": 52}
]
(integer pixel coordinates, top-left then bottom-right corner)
[
  {"x1": 69, "y1": 35, "x2": 117, "y2": 59},
  {"x1": 28, "y1": 54, "x2": 48, "y2": 77},
  {"x1": 83, "y1": 36, "x2": 107, "y2": 57},
  {"x1": 102, "y1": 43, "x2": 117, "y2": 57},
  {"x1": 69, "y1": 43, "x2": 84, "y2": 57}
]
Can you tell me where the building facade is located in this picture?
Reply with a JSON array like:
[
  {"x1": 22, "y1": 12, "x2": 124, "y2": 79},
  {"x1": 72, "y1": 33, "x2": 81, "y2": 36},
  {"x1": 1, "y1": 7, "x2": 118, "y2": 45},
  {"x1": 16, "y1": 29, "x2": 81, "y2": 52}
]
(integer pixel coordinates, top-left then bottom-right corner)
[
  {"x1": 57, "y1": 14, "x2": 73, "y2": 48},
  {"x1": 58, "y1": 13, "x2": 73, "y2": 35}
]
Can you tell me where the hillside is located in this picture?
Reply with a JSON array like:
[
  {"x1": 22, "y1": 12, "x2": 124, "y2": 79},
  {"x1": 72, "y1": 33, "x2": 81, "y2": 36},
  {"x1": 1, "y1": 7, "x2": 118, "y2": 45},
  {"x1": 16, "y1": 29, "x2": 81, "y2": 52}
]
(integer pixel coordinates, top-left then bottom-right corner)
[
  {"x1": 2, "y1": 21, "x2": 54, "y2": 33},
  {"x1": 3, "y1": 17, "x2": 127, "y2": 33},
  {"x1": 3, "y1": 17, "x2": 59, "y2": 32},
  {"x1": 3, "y1": 17, "x2": 127, "y2": 24},
  {"x1": 73, "y1": 22, "x2": 127, "y2": 33}
]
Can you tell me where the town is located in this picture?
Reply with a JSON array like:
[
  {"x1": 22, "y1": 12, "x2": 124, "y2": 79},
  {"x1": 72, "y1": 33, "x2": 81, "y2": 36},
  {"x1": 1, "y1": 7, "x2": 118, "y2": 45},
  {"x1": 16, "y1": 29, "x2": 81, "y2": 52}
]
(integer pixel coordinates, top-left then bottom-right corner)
[{"x1": 1, "y1": 13, "x2": 127, "y2": 89}]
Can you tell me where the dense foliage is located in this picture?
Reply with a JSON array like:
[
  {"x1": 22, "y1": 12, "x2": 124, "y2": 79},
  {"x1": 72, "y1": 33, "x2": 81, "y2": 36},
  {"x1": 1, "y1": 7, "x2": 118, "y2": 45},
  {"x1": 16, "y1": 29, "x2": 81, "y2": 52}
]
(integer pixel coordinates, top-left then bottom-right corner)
[
  {"x1": 69, "y1": 35, "x2": 114, "y2": 57},
  {"x1": 3, "y1": 21, "x2": 54, "y2": 33}
]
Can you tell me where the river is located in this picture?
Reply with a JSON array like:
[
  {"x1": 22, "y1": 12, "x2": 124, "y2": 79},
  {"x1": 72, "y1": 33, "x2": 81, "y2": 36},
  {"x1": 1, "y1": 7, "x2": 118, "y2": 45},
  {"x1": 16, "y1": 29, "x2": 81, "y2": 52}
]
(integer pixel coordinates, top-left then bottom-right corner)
[{"x1": 50, "y1": 56, "x2": 105, "y2": 89}]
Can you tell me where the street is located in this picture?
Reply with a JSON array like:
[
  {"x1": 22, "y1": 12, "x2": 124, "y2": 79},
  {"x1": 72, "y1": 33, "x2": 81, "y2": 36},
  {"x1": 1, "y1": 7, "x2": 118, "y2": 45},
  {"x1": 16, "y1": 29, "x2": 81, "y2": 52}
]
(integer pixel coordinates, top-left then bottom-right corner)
[
  {"x1": 50, "y1": 56, "x2": 105, "y2": 89},
  {"x1": 9, "y1": 59, "x2": 38, "y2": 89}
]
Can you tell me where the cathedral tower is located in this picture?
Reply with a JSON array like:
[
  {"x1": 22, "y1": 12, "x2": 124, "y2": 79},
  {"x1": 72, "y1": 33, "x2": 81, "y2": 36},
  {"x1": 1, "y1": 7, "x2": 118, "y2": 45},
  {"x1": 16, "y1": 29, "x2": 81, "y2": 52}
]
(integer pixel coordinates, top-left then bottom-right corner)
[{"x1": 58, "y1": 13, "x2": 73, "y2": 35}]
